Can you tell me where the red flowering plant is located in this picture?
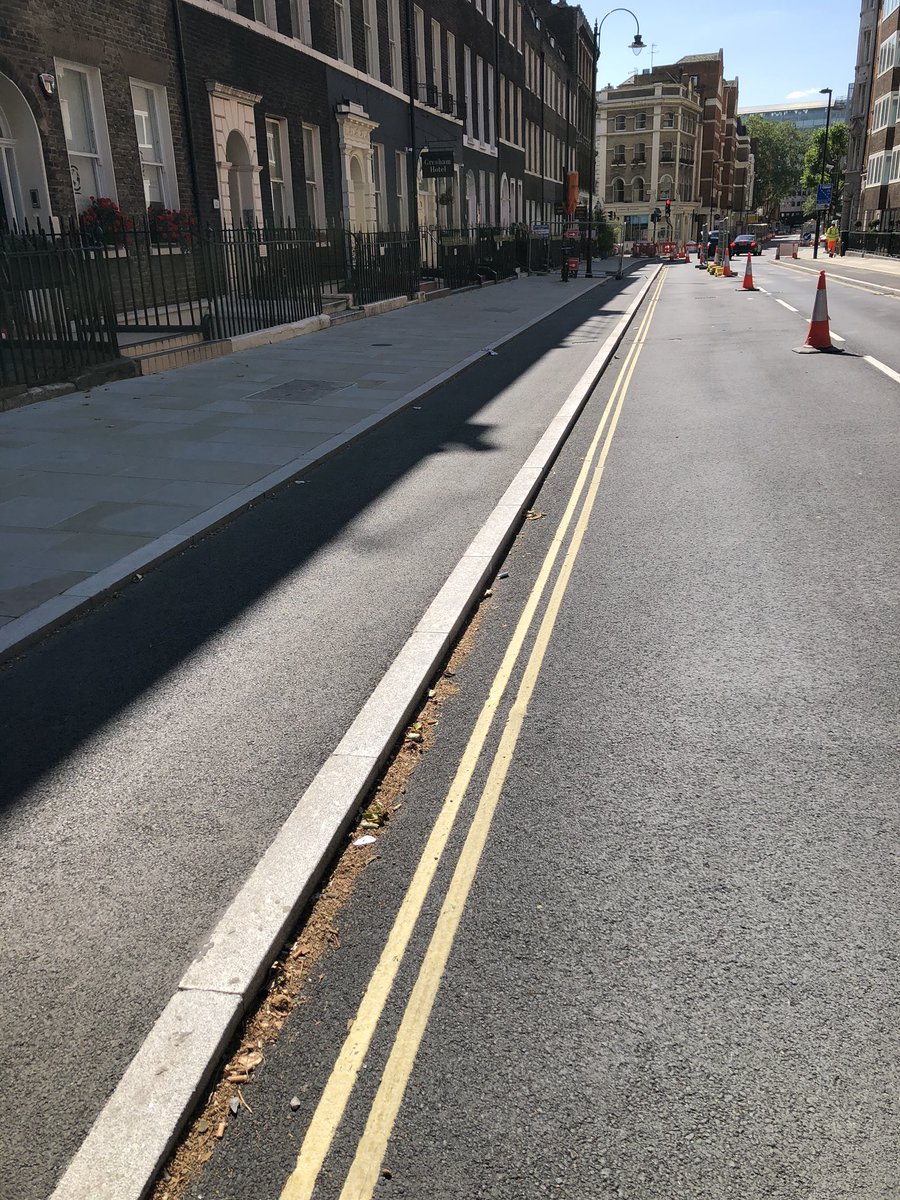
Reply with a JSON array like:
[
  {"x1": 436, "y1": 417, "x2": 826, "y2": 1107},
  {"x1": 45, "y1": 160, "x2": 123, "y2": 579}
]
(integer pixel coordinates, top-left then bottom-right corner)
[
  {"x1": 147, "y1": 206, "x2": 197, "y2": 246},
  {"x1": 79, "y1": 196, "x2": 132, "y2": 247}
]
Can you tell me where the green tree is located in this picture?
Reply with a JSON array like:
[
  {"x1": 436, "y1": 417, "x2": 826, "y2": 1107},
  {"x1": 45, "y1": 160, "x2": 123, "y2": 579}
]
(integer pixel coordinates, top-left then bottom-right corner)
[
  {"x1": 744, "y1": 115, "x2": 810, "y2": 223},
  {"x1": 800, "y1": 121, "x2": 848, "y2": 216}
]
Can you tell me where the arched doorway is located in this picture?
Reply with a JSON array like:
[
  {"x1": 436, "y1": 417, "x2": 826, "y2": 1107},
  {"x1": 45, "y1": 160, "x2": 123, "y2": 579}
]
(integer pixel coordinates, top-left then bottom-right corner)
[
  {"x1": 348, "y1": 154, "x2": 370, "y2": 229},
  {"x1": 465, "y1": 170, "x2": 477, "y2": 227},
  {"x1": 0, "y1": 75, "x2": 53, "y2": 231},
  {"x1": 499, "y1": 174, "x2": 510, "y2": 227},
  {"x1": 225, "y1": 129, "x2": 254, "y2": 228}
]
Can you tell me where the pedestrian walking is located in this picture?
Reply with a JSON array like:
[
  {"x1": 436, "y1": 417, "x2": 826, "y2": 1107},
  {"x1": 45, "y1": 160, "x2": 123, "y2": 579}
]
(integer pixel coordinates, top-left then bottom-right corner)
[{"x1": 825, "y1": 221, "x2": 840, "y2": 258}]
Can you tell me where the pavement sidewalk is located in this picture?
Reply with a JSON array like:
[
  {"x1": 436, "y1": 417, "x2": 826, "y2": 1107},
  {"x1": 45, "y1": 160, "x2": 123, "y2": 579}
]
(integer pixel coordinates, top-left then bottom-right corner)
[{"x1": 0, "y1": 265, "x2": 619, "y2": 660}]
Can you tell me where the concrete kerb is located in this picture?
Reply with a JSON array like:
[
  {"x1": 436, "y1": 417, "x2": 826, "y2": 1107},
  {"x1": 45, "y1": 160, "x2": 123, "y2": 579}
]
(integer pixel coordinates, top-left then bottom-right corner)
[
  {"x1": 47, "y1": 264, "x2": 661, "y2": 1200},
  {"x1": 0, "y1": 275, "x2": 611, "y2": 666}
]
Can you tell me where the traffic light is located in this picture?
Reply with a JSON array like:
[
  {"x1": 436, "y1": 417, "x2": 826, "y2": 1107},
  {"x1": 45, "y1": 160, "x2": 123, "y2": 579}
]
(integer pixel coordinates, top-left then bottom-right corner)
[{"x1": 665, "y1": 199, "x2": 671, "y2": 218}]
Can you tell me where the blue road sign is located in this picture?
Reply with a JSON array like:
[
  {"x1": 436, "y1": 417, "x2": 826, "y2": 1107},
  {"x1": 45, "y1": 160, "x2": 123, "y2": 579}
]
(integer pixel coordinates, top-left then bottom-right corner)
[
  {"x1": 532, "y1": 223, "x2": 550, "y2": 239},
  {"x1": 816, "y1": 184, "x2": 833, "y2": 208}
]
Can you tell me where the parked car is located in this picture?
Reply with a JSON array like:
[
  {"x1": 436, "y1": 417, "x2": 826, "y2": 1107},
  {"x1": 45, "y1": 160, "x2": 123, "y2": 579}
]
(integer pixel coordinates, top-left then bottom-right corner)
[
  {"x1": 685, "y1": 241, "x2": 699, "y2": 254},
  {"x1": 730, "y1": 233, "x2": 762, "y2": 256}
]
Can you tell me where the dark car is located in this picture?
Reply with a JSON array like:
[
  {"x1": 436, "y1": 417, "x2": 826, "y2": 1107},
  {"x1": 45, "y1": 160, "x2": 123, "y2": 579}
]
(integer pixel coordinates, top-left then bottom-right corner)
[
  {"x1": 730, "y1": 233, "x2": 762, "y2": 256},
  {"x1": 705, "y1": 231, "x2": 719, "y2": 257}
]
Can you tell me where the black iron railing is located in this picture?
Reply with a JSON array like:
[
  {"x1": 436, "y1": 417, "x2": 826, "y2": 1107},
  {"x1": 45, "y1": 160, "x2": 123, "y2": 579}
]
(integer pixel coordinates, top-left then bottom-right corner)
[
  {"x1": 847, "y1": 230, "x2": 900, "y2": 258},
  {"x1": 0, "y1": 226, "x2": 118, "y2": 389},
  {"x1": 1, "y1": 214, "x2": 543, "y2": 388}
]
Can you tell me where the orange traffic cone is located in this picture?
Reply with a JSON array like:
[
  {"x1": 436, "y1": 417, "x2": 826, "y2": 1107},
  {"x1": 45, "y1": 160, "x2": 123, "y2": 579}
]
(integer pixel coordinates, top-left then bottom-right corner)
[
  {"x1": 722, "y1": 249, "x2": 735, "y2": 278},
  {"x1": 696, "y1": 243, "x2": 706, "y2": 269},
  {"x1": 740, "y1": 253, "x2": 758, "y2": 291},
  {"x1": 793, "y1": 271, "x2": 843, "y2": 354}
]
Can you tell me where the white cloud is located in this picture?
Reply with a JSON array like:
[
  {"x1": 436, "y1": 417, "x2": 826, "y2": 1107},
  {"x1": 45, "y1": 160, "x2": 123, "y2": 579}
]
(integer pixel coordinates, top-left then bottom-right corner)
[{"x1": 785, "y1": 88, "x2": 821, "y2": 100}]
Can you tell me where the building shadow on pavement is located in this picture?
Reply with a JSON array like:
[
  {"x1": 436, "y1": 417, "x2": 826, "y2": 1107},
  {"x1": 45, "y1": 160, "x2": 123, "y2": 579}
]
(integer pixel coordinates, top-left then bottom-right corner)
[{"x1": 0, "y1": 282, "x2": 633, "y2": 813}]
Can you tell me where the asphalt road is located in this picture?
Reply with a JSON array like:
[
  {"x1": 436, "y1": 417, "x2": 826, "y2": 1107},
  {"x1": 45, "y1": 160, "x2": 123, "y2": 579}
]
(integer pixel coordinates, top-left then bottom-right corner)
[
  {"x1": 190, "y1": 262, "x2": 900, "y2": 1199},
  {"x1": 730, "y1": 250, "x2": 900, "y2": 373},
  {"x1": 0, "y1": 272, "x2": 654, "y2": 1200}
]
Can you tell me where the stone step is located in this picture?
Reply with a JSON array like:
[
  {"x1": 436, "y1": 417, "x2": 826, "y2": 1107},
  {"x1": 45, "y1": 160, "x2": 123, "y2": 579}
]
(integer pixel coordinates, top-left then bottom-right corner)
[
  {"x1": 133, "y1": 338, "x2": 232, "y2": 375},
  {"x1": 328, "y1": 307, "x2": 366, "y2": 326},
  {"x1": 119, "y1": 331, "x2": 205, "y2": 359}
]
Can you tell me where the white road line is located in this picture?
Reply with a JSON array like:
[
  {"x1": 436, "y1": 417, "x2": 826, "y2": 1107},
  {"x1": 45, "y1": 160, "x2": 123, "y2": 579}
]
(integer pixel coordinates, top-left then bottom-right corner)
[
  {"x1": 775, "y1": 299, "x2": 798, "y2": 312},
  {"x1": 778, "y1": 261, "x2": 900, "y2": 297},
  {"x1": 864, "y1": 354, "x2": 900, "y2": 385},
  {"x1": 830, "y1": 331, "x2": 846, "y2": 342}
]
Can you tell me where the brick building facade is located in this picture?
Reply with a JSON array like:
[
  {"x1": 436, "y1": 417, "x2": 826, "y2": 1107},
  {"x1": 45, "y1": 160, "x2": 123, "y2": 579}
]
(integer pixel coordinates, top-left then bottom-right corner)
[
  {"x1": 0, "y1": 0, "x2": 192, "y2": 229},
  {"x1": 0, "y1": 0, "x2": 593, "y2": 236},
  {"x1": 596, "y1": 50, "x2": 753, "y2": 245},
  {"x1": 859, "y1": 0, "x2": 900, "y2": 228}
]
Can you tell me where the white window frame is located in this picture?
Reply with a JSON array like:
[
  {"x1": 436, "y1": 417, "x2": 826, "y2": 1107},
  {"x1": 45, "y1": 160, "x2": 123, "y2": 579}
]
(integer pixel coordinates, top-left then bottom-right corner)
[
  {"x1": 464, "y1": 45, "x2": 474, "y2": 138},
  {"x1": 130, "y1": 78, "x2": 178, "y2": 212},
  {"x1": 476, "y1": 54, "x2": 485, "y2": 142},
  {"x1": 866, "y1": 150, "x2": 886, "y2": 186},
  {"x1": 614, "y1": 113, "x2": 626, "y2": 131},
  {"x1": 56, "y1": 60, "x2": 117, "y2": 211},
  {"x1": 431, "y1": 20, "x2": 442, "y2": 95},
  {"x1": 414, "y1": 6, "x2": 426, "y2": 90},
  {"x1": 890, "y1": 146, "x2": 900, "y2": 182},
  {"x1": 302, "y1": 123, "x2": 325, "y2": 227},
  {"x1": 446, "y1": 32, "x2": 457, "y2": 110},
  {"x1": 265, "y1": 116, "x2": 294, "y2": 225},
  {"x1": 372, "y1": 142, "x2": 386, "y2": 228},
  {"x1": 872, "y1": 90, "x2": 899, "y2": 130},
  {"x1": 363, "y1": 0, "x2": 380, "y2": 79},
  {"x1": 878, "y1": 32, "x2": 898, "y2": 75},
  {"x1": 396, "y1": 149, "x2": 409, "y2": 230},
  {"x1": 334, "y1": 0, "x2": 353, "y2": 64},
  {"x1": 387, "y1": 0, "x2": 403, "y2": 88},
  {"x1": 487, "y1": 63, "x2": 495, "y2": 146},
  {"x1": 884, "y1": 0, "x2": 900, "y2": 18},
  {"x1": 253, "y1": 0, "x2": 277, "y2": 27},
  {"x1": 291, "y1": 0, "x2": 312, "y2": 42}
]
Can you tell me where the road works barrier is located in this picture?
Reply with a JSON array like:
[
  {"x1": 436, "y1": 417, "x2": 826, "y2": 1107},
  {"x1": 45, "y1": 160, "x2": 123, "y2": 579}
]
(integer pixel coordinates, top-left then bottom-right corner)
[{"x1": 793, "y1": 270, "x2": 844, "y2": 354}]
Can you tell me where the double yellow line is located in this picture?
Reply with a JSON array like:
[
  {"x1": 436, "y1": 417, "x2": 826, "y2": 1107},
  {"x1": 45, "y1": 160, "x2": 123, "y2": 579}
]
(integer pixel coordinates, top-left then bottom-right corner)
[{"x1": 280, "y1": 269, "x2": 667, "y2": 1200}]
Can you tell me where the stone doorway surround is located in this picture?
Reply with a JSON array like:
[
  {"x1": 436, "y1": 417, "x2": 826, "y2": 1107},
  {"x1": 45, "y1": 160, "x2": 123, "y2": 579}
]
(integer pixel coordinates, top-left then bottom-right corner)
[
  {"x1": 207, "y1": 80, "x2": 264, "y2": 228},
  {"x1": 335, "y1": 102, "x2": 378, "y2": 231}
]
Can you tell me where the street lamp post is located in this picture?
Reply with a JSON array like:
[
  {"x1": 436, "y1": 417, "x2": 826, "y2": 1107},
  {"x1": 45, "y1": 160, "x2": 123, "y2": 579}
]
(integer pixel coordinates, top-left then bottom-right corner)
[
  {"x1": 587, "y1": 8, "x2": 644, "y2": 278},
  {"x1": 813, "y1": 86, "x2": 833, "y2": 261}
]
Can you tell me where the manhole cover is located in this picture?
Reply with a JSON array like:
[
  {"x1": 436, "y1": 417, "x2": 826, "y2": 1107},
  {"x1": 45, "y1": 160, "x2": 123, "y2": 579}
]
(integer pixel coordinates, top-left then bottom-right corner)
[{"x1": 250, "y1": 378, "x2": 349, "y2": 401}]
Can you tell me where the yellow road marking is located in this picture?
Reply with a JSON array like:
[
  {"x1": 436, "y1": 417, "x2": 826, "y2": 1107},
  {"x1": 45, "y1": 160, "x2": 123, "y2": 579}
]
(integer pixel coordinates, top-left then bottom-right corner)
[
  {"x1": 278, "y1": 271, "x2": 666, "y2": 1200},
  {"x1": 335, "y1": 282, "x2": 664, "y2": 1200}
]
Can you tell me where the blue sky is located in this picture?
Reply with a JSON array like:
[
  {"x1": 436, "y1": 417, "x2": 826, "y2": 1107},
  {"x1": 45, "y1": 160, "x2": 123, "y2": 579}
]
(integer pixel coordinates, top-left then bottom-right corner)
[{"x1": 581, "y1": 1, "x2": 860, "y2": 109}]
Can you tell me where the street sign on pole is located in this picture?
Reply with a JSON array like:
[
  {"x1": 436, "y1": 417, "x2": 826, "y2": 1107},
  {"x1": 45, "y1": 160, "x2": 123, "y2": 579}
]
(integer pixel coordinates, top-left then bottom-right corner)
[
  {"x1": 532, "y1": 223, "x2": 550, "y2": 239},
  {"x1": 816, "y1": 184, "x2": 833, "y2": 209}
]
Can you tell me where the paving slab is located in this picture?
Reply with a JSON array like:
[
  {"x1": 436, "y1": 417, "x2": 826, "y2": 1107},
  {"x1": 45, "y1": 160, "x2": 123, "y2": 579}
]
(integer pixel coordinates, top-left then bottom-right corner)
[{"x1": 0, "y1": 270, "x2": 624, "y2": 659}]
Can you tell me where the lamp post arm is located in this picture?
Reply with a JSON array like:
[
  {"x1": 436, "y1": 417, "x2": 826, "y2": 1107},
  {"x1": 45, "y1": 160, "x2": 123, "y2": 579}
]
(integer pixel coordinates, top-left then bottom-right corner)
[{"x1": 597, "y1": 7, "x2": 642, "y2": 48}]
